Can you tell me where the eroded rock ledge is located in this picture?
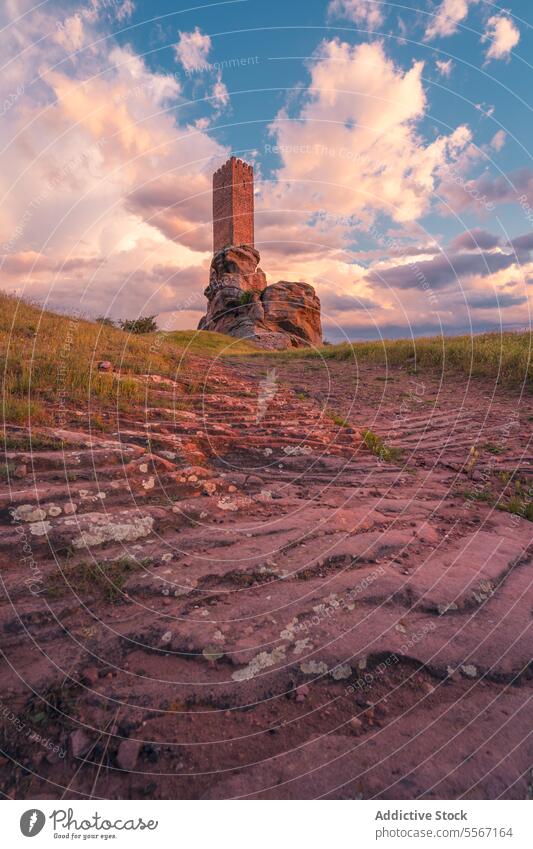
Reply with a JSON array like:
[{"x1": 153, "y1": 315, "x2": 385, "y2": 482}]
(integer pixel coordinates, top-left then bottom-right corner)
[{"x1": 198, "y1": 245, "x2": 322, "y2": 350}]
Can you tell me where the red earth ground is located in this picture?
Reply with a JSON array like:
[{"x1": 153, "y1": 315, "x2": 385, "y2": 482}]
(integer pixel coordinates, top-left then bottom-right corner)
[{"x1": 0, "y1": 350, "x2": 531, "y2": 799}]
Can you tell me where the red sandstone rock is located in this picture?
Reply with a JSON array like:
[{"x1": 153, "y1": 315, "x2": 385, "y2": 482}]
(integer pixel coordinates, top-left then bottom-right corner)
[
  {"x1": 199, "y1": 244, "x2": 322, "y2": 349},
  {"x1": 262, "y1": 281, "x2": 322, "y2": 347},
  {"x1": 116, "y1": 739, "x2": 142, "y2": 771},
  {"x1": 69, "y1": 729, "x2": 91, "y2": 759}
]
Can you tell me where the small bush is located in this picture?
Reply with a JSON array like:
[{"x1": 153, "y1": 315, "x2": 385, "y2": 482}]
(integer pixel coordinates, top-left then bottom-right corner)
[{"x1": 119, "y1": 315, "x2": 158, "y2": 334}]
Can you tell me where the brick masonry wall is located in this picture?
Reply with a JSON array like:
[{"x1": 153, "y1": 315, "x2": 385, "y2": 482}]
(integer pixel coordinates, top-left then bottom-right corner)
[{"x1": 213, "y1": 157, "x2": 254, "y2": 252}]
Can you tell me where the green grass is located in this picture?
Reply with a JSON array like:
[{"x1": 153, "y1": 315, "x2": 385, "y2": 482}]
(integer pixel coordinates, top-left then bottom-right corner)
[
  {"x1": 327, "y1": 410, "x2": 350, "y2": 427},
  {"x1": 457, "y1": 476, "x2": 532, "y2": 522},
  {"x1": 0, "y1": 432, "x2": 66, "y2": 451},
  {"x1": 483, "y1": 443, "x2": 504, "y2": 455},
  {"x1": 46, "y1": 556, "x2": 147, "y2": 603},
  {"x1": 1, "y1": 294, "x2": 530, "y2": 431},
  {"x1": 0, "y1": 293, "x2": 257, "y2": 423},
  {"x1": 0, "y1": 462, "x2": 15, "y2": 481},
  {"x1": 497, "y1": 497, "x2": 533, "y2": 522},
  {"x1": 164, "y1": 329, "x2": 257, "y2": 356},
  {"x1": 265, "y1": 332, "x2": 532, "y2": 389},
  {"x1": 456, "y1": 487, "x2": 494, "y2": 504},
  {"x1": 361, "y1": 428, "x2": 402, "y2": 462}
]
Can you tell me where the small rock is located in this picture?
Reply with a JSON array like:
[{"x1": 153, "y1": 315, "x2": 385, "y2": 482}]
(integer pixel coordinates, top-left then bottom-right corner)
[
  {"x1": 116, "y1": 739, "x2": 141, "y2": 771},
  {"x1": 295, "y1": 684, "x2": 310, "y2": 703},
  {"x1": 81, "y1": 667, "x2": 99, "y2": 686},
  {"x1": 331, "y1": 663, "x2": 352, "y2": 680},
  {"x1": 13, "y1": 464, "x2": 27, "y2": 479},
  {"x1": 69, "y1": 729, "x2": 91, "y2": 759}
]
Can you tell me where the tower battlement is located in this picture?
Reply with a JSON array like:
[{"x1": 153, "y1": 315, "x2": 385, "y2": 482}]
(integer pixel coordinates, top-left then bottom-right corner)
[{"x1": 212, "y1": 156, "x2": 254, "y2": 253}]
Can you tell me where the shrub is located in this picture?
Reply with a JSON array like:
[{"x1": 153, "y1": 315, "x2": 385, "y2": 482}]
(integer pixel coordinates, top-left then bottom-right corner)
[{"x1": 119, "y1": 315, "x2": 158, "y2": 334}]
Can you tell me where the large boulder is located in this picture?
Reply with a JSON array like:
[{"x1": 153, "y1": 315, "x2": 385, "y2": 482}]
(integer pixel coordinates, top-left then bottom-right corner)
[
  {"x1": 262, "y1": 281, "x2": 322, "y2": 347},
  {"x1": 198, "y1": 246, "x2": 322, "y2": 350},
  {"x1": 206, "y1": 245, "x2": 267, "y2": 296}
]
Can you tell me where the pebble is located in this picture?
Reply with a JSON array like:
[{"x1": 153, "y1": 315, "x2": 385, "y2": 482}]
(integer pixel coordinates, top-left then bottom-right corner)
[
  {"x1": 116, "y1": 739, "x2": 142, "y2": 771},
  {"x1": 69, "y1": 729, "x2": 91, "y2": 759}
]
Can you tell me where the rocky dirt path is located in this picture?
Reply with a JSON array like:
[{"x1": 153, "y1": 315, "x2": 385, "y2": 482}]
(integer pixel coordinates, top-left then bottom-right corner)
[{"x1": 0, "y1": 352, "x2": 531, "y2": 799}]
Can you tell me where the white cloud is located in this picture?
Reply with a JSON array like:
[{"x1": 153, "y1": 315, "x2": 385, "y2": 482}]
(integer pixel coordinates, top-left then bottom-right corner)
[
  {"x1": 266, "y1": 40, "x2": 471, "y2": 230},
  {"x1": 327, "y1": 0, "x2": 384, "y2": 29},
  {"x1": 425, "y1": 0, "x2": 479, "y2": 41},
  {"x1": 490, "y1": 129, "x2": 506, "y2": 151},
  {"x1": 174, "y1": 27, "x2": 212, "y2": 73},
  {"x1": 483, "y1": 15, "x2": 520, "y2": 62},
  {"x1": 115, "y1": 0, "x2": 135, "y2": 22},
  {"x1": 53, "y1": 14, "x2": 86, "y2": 51},
  {"x1": 212, "y1": 72, "x2": 229, "y2": 108},
  {"x1": 0, "y1": 3, "x2": 228, "y2": 322},
  {"x1": 435, "y1": 58, "x2": 453, "y2": 77}
]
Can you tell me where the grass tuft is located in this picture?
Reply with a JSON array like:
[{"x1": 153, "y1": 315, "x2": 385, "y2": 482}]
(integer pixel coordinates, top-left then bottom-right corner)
[
  {"x1": 46, "y1": 556, "x2": 147, "y2": 603},
  {"x1": 361, "y1": 428, "x2": 402, "y2": 462}
]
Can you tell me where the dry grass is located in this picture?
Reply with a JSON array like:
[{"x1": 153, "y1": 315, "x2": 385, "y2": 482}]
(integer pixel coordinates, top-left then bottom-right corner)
[
  {"x1": 1, "y1": 293, "x2": 530, "y2": 428},
  {"x1": 46, "y1": 556, "x2": 147, "y2": 603},
  {"x1": 0, "y1": 293, "x2": 256, "y2": 423},
  {"x1": 268, "y1": 332, "x2": 532, "y2": 389}
]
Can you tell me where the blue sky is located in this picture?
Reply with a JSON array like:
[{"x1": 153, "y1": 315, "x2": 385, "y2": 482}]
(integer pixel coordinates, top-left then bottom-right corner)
[{"x1": 0, "y1": 0, "x2": 531, "y2": 340}]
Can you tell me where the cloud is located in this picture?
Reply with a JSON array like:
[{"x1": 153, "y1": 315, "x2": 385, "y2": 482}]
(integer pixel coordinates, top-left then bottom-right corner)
[
  {"x1": 449, "y1": 228, "x2": 501, "y2": 252},
  {"x1": 440, "y1": 167, "x2": 533, "y2": 212},
  {"x1": 425, "y1": 0, "x2": 479, "y2": 41},
  {"x1": 435, "y1": 58, "x2": 453, "y2": 77},
  {"x1": 53, "y1": 13, "x2": 86, "y2": 51},
  {"x1": 327, "y1": 0, "x2": 385, "y2": 30},
  {"x1": 483, "y1": 14, "x2": 520, "y2": 62},
  {"x1": 367, "y1": 250, "x2": 519, "y2": 291},
  {"x1": 320, "y1": 291, "x2": 378, "y2": 312},
  {"x1": 0, "y1": 1, "x2": 228, "y2": 322},
  {"x1": 266, "y1": 39, "x2": 471, "y2": 232},
  {"x1": 490, "y1": 129, "x2": 506, "y2": 151},
  {"x1": 212, "y1": 72, "x2": 230, "y2": 108},
  {"x1": 508, "y1": 232, "x2": 533, "y2": 254},
  {"x1": 462, "y1": 291, "x2": 527, "y2": 309},
  {"x1": 174, "y1": 27, "x2": 212, "y2": 73},
  {"x1": 115, "y1": 0, "x2": 135, "y2": 22}
]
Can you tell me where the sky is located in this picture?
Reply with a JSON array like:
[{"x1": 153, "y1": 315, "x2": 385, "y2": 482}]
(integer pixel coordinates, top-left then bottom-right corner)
[{"x1": 0, "y1": 0, "x2": 531, "y2": 341}]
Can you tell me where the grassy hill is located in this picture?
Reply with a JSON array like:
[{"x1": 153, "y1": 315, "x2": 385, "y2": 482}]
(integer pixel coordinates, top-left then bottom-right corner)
[
  {"x1": 270, "y1": 330, "x2": 532, "y2": 390},
  {"x1": 1, "y1": 292, "x2": 530, "y2": 427},
  {"x1": 0, "y1": 293, "x2": 257, "y2": 425}
]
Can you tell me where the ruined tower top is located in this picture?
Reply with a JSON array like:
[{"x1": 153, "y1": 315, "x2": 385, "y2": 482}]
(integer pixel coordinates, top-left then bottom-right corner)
[{"x1": 212, "y1": 156, "x2": 254, "y2": 253}]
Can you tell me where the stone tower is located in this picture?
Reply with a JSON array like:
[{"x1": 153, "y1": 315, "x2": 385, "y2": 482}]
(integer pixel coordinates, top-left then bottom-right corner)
[{"x1": 212, "y1": 156, "x2": 254, "y2": 253}]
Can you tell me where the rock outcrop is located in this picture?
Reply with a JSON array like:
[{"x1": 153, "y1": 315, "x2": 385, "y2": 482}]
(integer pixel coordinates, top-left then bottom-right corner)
[{"x1": 198, "y1": 245, "x2": 322, "y2": 350}]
